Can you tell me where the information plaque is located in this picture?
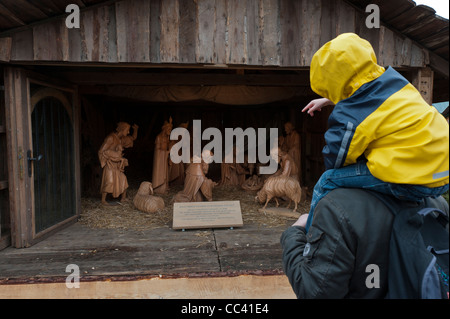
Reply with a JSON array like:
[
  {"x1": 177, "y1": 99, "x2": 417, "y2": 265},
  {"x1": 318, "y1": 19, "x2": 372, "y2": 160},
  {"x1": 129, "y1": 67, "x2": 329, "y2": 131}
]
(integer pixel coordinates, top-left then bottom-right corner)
[{"x1": 173, "y1": 201, "x2": 243, "y2": 230}]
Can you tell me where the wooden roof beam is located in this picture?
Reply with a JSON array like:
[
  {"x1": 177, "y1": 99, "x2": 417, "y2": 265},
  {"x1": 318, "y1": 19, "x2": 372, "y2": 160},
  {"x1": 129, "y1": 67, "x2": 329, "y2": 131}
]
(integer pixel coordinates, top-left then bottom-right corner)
[
  {"x1": 429, "y1": 51, "x2": 449, "y2": 78},
  {"x1": 0, "y1": 3, "x2": 26, "y2": 27},
  {"x1": 56, "y1": 71, "x2": 311, "y2": 86}
]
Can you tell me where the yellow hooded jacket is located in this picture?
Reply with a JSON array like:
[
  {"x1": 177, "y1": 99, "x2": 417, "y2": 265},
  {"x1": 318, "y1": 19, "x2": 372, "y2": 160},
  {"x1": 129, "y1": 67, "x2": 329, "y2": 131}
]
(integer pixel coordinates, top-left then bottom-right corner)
[{"x1": 310, "y1": 33, "x2": 449, "y2": 187}]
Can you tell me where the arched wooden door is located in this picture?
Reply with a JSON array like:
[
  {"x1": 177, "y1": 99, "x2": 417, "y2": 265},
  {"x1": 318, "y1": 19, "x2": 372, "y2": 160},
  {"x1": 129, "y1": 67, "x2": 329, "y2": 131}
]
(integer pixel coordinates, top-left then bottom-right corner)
[
  {"x1": 4, "y1": 67, "x2": 80, "y2": 248},
  {"x1": 30, "y1": 88, "x2": 76, "y2": 234}
]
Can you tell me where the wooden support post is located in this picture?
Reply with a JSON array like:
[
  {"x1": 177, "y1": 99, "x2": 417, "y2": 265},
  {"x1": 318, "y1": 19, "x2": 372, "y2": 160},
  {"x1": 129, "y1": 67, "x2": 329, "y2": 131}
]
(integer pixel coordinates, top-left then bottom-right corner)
[
  {"x1": 412, "y1": 67, "x2": 434, "y2": 104},
  {"x1": 73, "y1": 87, "x2": 82, "y2": 219},
  {"x1": 3, "y1": 67, "x2": 33, "y2": 248},
  {"x1": 0, "y1": 37, "x2": 11, "y2": 62}
]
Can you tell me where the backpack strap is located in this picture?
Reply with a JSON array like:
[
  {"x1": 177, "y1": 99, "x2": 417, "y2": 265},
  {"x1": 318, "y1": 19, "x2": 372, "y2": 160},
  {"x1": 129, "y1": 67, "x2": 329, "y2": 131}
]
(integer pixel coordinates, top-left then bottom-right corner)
[
  {"x1": 367, "y1": 191, "x2": 411, "y2": 216},
  {"x1": 367, "y1": 191, "x2": 449, "y2": 226},
  {"x1": 417, "y1": 208, "x2": 449, "y2": 228},
  {"x1": 418, "y1": 207, "x2": 447, "y2": 217}
]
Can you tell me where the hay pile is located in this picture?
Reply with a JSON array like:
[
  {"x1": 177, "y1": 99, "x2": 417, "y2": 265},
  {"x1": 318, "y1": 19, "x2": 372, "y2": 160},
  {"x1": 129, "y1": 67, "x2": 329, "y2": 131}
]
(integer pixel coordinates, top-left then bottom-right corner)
[{"x1": 80, "y1": 184, "x2": 310, "y2": 231}]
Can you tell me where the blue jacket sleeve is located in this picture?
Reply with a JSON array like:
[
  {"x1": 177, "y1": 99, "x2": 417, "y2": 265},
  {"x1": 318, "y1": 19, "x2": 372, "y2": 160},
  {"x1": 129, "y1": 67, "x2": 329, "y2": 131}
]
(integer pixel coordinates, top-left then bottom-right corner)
[{"x1": 322, "y1": 113, "x2": 355, "y2": 170}]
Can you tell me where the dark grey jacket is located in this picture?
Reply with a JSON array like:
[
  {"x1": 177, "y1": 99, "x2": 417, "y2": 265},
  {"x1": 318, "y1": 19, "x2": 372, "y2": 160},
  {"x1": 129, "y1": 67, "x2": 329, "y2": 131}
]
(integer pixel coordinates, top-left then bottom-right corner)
[{"x1": 280, "y1": 188, "x2": 449, "y2": 299}]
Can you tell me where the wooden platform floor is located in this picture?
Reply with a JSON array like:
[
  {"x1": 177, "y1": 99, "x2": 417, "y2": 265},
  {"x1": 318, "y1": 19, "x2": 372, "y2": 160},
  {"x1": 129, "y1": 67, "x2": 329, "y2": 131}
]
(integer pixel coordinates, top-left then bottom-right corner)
[{"x1": 0, "y1": 221, "x2": 291, "y2": 283}]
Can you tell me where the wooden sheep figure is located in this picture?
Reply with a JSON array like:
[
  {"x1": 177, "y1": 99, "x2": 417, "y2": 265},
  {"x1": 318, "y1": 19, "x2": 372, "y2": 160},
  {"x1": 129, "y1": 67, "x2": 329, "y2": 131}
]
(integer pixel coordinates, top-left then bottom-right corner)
[
  {"x1": 255, "y1": 175, "x2": 302, "y2": 212},
  {"x1": 133, "y1": 181, "x2": 165, "y2": 213}
]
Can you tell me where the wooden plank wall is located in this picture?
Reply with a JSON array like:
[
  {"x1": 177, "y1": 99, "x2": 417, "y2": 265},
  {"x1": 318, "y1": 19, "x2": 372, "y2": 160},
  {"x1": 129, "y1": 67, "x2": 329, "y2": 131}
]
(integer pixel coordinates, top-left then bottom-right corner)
[{"x1": 3, "y1": 0, "x2": 429, "y2": 68}]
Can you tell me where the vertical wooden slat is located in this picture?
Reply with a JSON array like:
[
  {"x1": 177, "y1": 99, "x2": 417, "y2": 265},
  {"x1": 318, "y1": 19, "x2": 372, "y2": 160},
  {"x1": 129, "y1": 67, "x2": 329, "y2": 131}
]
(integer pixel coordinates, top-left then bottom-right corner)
[
  {"x1": 10, "y1": 29, "x2": 34, "y2": 61},
  {"x1": 355, "y1": 9, "x2": 380, "y2": 58},
  {"x1": 300, "y1": 0, "x2": 321, "y2": 66},
  {"x1": 115, "y1": 0, "x2": 151, "y2": 63},
  {"x1": 410, "y1": 42, "x2": 426, "y2": 67},
  {"x1": 378, "y1": 26, "x2": 395, "y2": 66},
  {"x1": 81, "y1": 9, "x2": 96, "y2": 61},
  {"x1": 67, "y1": 27, "x2": 83, "y2": 62},
  {"x1": 260, "y1": 0, "x2": 280, "y2": 66},
  {"x1": 49, "y1": 100, "x2": 57, "y2": 228},
  {"x1": 129, "y1": 0, "x2": 151, "y2": 63},
  {"x1": 398, "y1": 37, "x2": 412, "y2": 67},
  {"x1": 412, "y1": 67, "x2": 434, "y2": 104},
  {"x1": 149, "y1": 0, "x2": 161, "y2": 63},
  {"x1": 160, "y1": 0, "x2": 180, "y2": 63},
  {"x1": 196, "y1": 0, "x2": 214, "y2": 64},
  {"x1": 41, "y1": 102, "x2": 49, "y2": 231},
  {"x1": 33, "y1": 18, "x2": 68, "y2": 61},
  {"x1": 227, "y1": 0, "x2": 247, "y2": 64},
  {"x1": 115, "y1": 0, "x2": 127, "y2": 62},
  {"x1": 319, "y1": 0, "x2": 336, "y2": 47},
  {"x1": 179, "y1": 0, "x2": 197, "y2": 63},
  {"x1": 335, "y1": 0, "x2": 355, "y2": 35},
  {"x1": 106, "y1": 4, "x2": 118, "y2": 63},
  {"x1": 31, "y1": 102, "x2": 41, "y2": 232},
  {"x1": 0, "y1": 37, "x2": 12, "y2": 62},
  {"x1": 32, "y1": 24, "x2": 50, "y2": 60},
  {"x1": 213, "y1": 0, "x2": 228, "y2": 64},
  {"x1": 246, "y1": 0, "x2": 261, "y2": 65},
  {"x1": 73, "y1": 87, "x2": 82, "y2": 219},
  {"x1": 280, "y1": 0, "x2": 301, "y2": 66}
]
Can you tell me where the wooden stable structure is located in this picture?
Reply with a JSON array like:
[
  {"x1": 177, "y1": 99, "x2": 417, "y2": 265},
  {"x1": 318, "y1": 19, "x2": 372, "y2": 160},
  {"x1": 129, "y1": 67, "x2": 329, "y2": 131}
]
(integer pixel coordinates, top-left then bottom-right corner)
[{"x1": 0, "y1": 0, "x2": 448, "y2": 278}]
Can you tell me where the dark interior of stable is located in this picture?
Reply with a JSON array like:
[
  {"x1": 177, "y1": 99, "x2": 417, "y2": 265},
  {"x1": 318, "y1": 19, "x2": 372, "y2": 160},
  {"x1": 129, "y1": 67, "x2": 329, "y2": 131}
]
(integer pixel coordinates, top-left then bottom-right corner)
[
  {"x1": 4, "y1": 65, "x2": 448, "y2": 202},
  {"x1": 17, "y1": 66, "x2": 321, "y2": 198},
  {"x1": 76, "y1": 75, "x2": 326, "y2": 197},
  {"x1": 57, "y1": 66, "x2": 450, "y2": 200}
]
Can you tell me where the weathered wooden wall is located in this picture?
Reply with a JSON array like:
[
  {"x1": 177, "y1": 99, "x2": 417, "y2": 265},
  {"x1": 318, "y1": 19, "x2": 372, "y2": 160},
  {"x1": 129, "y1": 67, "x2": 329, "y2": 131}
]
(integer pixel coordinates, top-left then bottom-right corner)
[{"x1": 2, "y1": 0, "x2": 430, "y2": 68}]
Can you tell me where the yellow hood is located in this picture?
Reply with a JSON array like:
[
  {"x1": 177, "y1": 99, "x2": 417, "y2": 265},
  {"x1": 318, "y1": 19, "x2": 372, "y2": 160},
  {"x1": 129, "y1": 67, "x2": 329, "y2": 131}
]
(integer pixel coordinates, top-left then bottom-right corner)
[{"x1": 310, "y1": 33, "x2": 385, "y2": 105}]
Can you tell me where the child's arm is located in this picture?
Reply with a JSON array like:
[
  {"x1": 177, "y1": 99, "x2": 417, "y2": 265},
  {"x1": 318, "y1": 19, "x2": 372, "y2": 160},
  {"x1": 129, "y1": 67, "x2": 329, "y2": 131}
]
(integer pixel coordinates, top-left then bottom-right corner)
[{"x1": 302, "y1": 98, "x2": 334, "y2": 117}]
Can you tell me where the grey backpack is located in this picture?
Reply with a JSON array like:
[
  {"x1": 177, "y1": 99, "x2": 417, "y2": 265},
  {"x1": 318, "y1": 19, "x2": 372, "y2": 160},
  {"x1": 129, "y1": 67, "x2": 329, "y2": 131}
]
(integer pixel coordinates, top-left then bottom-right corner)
[{"x1": 384, "y1": 201, "x2": 449, "y2": 299}]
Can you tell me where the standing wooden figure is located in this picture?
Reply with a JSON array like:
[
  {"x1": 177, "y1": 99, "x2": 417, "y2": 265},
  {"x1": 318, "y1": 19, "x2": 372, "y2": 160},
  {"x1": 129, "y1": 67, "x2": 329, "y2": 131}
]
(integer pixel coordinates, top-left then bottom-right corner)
[
  {"x1": 153, "y1": 117, "x2": 173, "y2": 194},
  {"x1": 98, "y1": 122, "x2": 138, "y2": 205},
  {"x1": 168, "y1": 121, "x2": 189, "y2": 185},
  {"x1": 284, "y1": 122, "x2": 301, "y2": 182},
  {"x1": 274, "y1": 148, "x2": 299, "y2": 180},
  {"x1": 220, "y1": 146, "x2": 248, "y2": 186}
]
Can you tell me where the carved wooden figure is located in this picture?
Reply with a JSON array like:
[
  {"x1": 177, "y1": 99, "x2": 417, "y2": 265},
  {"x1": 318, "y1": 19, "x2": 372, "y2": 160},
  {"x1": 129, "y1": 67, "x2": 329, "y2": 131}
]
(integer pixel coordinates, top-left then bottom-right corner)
[
  {"x1": 173, "y1": 151, "x2": 217, "y2": 203},
  {"x1": 273, "y1": 148, "x2": 299, "y2": 180},
  {"x1": 133, "y1": 181, "x2": 165, "y2": 213},
  {"x1": 241, "y1": 174, "x2": 264, "y2": 191},
  {"x1": 98, "y1": 122, "x2": 138, "y2": 205},
  {"x1": 152, "y1": 117, "x2": 173, "y2": 194},
  {"x1": 284, "y1": 122, "x2": 301, "y2": 182},
  {"x1": 220, "y1": 146, "x2": 248, "y2": 186},
  {"x1": 168, "y1": 121, "x2": 189, "y2": 185},
  {"x1": 255, "y1": 175, "x2": 302, "y2": 212}
]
